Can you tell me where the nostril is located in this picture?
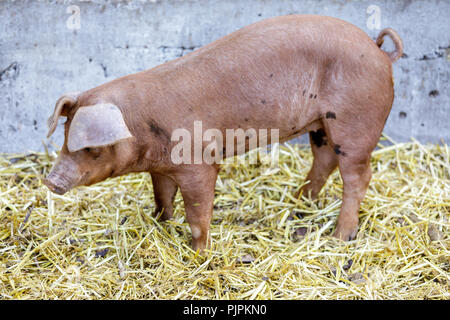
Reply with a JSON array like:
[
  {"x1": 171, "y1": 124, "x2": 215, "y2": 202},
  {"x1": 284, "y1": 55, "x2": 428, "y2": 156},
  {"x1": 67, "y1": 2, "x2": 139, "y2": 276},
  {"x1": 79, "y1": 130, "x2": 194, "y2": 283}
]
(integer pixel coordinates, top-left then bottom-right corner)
[{"x1": 52, "y1": 185, "x2": 66, "y2": 195}]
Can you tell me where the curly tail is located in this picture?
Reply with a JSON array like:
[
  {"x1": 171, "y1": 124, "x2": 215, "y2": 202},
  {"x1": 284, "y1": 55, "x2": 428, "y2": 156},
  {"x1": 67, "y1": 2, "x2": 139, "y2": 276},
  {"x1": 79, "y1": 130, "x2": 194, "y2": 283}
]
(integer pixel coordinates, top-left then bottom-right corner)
[{"x1": 376, "y1": 28, "x2": 403, "y2": 63}]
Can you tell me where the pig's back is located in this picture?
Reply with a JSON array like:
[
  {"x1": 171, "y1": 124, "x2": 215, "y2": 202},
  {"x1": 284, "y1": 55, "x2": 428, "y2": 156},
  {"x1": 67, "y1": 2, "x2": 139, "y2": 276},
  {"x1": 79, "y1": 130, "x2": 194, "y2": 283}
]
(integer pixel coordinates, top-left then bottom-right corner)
[
  {"x1": 159, "y1": 14, "x2": 385, "y2": 78},
  {"x1": 146, "y1": 15, "x2": 390, "y2": 133}
]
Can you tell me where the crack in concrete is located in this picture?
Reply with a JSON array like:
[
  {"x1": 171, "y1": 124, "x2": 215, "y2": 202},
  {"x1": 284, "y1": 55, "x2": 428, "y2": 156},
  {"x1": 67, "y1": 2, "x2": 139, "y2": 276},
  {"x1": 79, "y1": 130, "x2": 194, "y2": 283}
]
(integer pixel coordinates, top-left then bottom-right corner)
[
  {"x1": 409, "y1": 45, "x2": 450, "y2": 61},
  {"x1": 113, "y1": 44, "x2": 149, "y2": 50},
  {"x1": 0, "y1": 62, "x2": 19, "y2": 81},
  {"x1": 100, "y1": 62, "x2": 108, "y2": 77},
  {"x1": 158, "y1": 45, "x2": 201, "y2": 57}
]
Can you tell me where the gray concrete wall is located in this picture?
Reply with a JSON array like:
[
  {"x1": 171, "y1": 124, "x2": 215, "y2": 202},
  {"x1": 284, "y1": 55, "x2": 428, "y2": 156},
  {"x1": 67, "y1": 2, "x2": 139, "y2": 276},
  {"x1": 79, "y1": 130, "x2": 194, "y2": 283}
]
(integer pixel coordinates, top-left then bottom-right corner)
[{"x1": 1, "y1": 0, "x2": 449, "y2": 152}]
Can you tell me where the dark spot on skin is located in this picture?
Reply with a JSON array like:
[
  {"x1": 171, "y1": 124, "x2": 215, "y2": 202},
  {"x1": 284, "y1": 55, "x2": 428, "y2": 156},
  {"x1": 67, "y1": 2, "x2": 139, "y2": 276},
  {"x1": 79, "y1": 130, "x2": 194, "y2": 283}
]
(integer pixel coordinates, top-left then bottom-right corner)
[
  {"x1": 314, "y1": 94, "x2": 317, "y2": 99},
  {"x1": 429, "y1": 90, "x2": 439, "y2": 97},
  {"x1": 269, "y1": 73, "x2": 273, "y2": 78},
  {"x1": 302, "y1": 89, "x2": 306, "y2": 96},
  {"x1": 309, "y1": 94, "x2": 314, "y2": 99},
  {"x1": 147, "y1": 119, "x2": 170, "y2": 141},
  {"x1": 261, "y1": 99, "x2": 266, "y2": 104},
  {"x1": 421, "y1": 123, "x2": 425, "y2": 127},
  {"x1": 291, "y1": 126, "x2": 296, "y2": 130},
  {"x1": 360, "y1": 54, "x2": 364, "y2": 58},
  {"x1": 310, "y1": 129, "x2": 327, "y2": 147},
  {"x1": 244, "y1": 118, "x2": 248, "y2": 122},
  {"x1": 325, "y1": 111, "x2": 336, "y2": 119},
  {"x1": 334, "y1": 144, "x2": 346, "y2": 156},
  {"x1": 399, "y1": 111, "x2": 407, "y2": 119}
]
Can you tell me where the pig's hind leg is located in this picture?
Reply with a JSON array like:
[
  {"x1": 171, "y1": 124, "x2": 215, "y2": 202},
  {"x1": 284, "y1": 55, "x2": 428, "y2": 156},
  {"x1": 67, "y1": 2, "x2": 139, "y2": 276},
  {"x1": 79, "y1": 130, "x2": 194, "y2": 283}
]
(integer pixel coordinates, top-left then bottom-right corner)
[
  {"x1": 332, "y1": 151, "x2": 372, "y2": 241},
  {"x1": 296, "y1": 127, "x2": 338, "y2": 199},
  {"x1": 321, "y1": 108, "x2": 384, "y2": 241},
  {"x1": 151, "y1": 173, "x2": 178, "y2": 221}
]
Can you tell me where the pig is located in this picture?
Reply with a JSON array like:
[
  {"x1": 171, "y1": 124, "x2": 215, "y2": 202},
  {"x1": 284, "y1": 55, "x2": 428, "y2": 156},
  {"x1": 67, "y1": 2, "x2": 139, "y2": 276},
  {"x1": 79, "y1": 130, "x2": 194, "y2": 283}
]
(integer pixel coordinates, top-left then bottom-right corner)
[{"x1": 43, "y1": 15, "x2": 403, "y2": 252}]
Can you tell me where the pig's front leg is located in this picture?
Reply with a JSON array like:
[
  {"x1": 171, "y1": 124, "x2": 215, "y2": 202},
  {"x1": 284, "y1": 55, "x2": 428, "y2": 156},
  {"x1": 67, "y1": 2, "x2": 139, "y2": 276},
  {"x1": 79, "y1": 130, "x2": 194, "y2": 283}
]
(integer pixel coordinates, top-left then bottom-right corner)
[
  {"x1": 173, "y1": 164, "x2": 219, "y2": 252},
  {"x1": 151, "y1": 173, "x2": 178, "y2": 221}
]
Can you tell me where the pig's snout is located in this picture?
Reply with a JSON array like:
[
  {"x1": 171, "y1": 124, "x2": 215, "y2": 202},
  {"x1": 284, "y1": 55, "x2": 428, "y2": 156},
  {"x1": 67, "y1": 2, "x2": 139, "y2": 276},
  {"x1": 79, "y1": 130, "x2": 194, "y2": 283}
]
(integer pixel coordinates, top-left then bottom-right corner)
[
  {"x1": 43, "y1": 170, "x2": 78, "y2": 195},
  {"x1": 43, "y1": 176, "x2": 70, "y2": 195},
  {"x1": 44, "y1": 157, "x2": 81, "y2": 195}
]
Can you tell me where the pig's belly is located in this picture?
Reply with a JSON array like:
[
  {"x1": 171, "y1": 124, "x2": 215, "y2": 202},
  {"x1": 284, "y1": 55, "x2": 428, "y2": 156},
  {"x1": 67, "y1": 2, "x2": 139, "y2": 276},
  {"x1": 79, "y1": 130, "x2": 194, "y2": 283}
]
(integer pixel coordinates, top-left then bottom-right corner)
[{"x1": 215, "y1": 100, "x2": 323, "y2": 158}]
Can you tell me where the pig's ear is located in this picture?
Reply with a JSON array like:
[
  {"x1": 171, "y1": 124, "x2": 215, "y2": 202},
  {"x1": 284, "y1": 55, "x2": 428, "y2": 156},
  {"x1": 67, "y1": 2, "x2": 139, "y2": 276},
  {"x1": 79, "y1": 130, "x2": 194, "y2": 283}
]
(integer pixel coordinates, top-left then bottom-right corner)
[
  {"x1": 47, "y1": 92, "x2": 81, "y2": 138},
  {"x1": 67, "y1": 103, "x2": 133, "y2": 152}
]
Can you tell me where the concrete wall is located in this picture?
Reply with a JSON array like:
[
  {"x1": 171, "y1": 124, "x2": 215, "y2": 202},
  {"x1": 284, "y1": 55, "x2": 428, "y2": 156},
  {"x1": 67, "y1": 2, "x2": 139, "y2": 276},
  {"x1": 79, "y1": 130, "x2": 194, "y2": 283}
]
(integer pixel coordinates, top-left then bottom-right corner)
[{"x1": 1, "y1": 0, "x2": 449, "y2": 152}]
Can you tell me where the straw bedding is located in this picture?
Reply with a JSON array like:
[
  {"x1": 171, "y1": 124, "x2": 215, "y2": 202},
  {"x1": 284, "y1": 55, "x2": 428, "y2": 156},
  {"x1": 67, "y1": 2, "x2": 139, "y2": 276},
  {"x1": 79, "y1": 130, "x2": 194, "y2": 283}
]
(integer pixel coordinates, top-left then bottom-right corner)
[{"x1": 0, "y1": 136, "x2": 448, "y2": 299}]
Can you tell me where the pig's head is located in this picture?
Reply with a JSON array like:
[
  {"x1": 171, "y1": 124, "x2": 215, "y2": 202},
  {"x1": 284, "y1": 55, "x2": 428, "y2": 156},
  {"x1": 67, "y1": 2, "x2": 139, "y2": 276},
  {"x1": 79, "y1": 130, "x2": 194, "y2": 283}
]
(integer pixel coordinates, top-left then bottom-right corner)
[{"x1": 43, "y1": 92, "x2": 138, "y2": 195}]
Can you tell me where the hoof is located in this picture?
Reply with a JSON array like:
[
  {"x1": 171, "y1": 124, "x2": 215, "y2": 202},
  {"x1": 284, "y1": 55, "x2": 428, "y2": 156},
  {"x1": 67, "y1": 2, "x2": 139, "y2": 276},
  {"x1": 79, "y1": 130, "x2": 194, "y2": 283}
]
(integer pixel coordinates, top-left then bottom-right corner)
[
  {"x1": 333, "y1": 226, "x2": 358, "y2": 241},
  {"x1": 294, "y1": 187, "x2": 317, "y2": 200},
  {"x1": 152, "y1": 209, "x2": 173, "y2": 221}
]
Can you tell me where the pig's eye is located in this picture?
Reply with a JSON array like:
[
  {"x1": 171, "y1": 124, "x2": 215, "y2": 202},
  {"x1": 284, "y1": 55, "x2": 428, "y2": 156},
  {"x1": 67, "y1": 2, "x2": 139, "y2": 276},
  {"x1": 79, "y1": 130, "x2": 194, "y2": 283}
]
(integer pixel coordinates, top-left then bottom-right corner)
[{"x1": 84, "y1": 147, "x2": 102, "y2": 158}]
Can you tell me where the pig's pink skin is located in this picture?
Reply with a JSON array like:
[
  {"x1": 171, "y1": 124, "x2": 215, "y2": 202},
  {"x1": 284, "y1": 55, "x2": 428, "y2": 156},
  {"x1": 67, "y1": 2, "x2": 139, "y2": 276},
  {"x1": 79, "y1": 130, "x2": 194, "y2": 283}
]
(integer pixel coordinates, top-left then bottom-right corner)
[{"x1": 44, "y1": 15, "x2": 403, "y2": 251}]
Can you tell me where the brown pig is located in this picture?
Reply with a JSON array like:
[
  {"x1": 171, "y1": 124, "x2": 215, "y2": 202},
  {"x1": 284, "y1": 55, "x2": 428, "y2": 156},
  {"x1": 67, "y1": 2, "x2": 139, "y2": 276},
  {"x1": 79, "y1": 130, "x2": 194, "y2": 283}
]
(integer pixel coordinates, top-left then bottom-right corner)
[{"x1": 43, "y1": 15, "x2": 403, "y2": 251}]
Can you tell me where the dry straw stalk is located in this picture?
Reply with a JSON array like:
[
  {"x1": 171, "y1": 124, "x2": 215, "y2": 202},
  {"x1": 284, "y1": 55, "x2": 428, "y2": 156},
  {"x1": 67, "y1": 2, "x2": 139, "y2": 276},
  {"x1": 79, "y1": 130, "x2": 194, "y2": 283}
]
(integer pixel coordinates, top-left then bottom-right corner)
[{"x1": 0, "y1": 136, "x2": 448, "y2": 299}]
